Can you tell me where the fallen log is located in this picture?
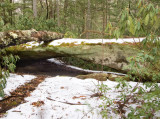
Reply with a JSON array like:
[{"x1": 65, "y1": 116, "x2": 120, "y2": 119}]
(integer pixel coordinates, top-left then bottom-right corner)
[{"x1": 0, "y1": 29, "x2": 64, "y2": 49}]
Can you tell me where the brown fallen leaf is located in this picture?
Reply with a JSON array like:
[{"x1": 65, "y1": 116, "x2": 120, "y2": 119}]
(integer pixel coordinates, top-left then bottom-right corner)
[
  {"x1": 60, "y1": 87, "x2": 65, "y2": 89},
  {"x1": 32, "y1": 101, "x2": 44, "y2": 107},
  {"x1": 72, "y1": 96, "x2": 86, "y2": 99}
]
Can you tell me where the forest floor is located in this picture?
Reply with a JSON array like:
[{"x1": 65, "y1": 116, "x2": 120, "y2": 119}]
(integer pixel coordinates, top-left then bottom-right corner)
[
  {"x1": 1, "y1": 58, "x2": 159, "y2": 119},
  {"x1": 0, "y1": 72, "x2": 140, "y2": 119}
]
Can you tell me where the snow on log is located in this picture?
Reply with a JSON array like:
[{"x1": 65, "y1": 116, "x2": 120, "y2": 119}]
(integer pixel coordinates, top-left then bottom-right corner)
[{"x1": 0, "y1": 29, "x2": 64, "y2": 48}]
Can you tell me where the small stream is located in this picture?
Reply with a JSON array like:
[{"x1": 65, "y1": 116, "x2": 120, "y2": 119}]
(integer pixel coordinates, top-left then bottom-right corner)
[{"x1": 15, "y1": 59, "x2": 89, "y2": 77}]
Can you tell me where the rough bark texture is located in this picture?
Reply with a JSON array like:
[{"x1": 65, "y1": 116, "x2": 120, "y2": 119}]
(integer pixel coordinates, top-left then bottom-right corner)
[
  {"x1": 33, "y1": 0, "x2": 37, "y2": 18},
  {"x1": 0, "y1": 29, "x2": 64, "y2": 49}
]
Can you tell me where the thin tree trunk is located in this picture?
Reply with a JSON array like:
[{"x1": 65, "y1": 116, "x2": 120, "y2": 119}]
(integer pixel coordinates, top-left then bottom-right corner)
[
  {"x1": 39, "y1": 0, "x2": 44, "y2": 9},
  {"x1": 56, "y1": 0, "x2": 60, "y2": 27},
  {"x1": 105, "y1": 0, "x2": 109, "y2": 29},
  {"x1": 46, "y1": 0, "x2": 49, "y2": 19},
  {"x1": 38, "y1": 0, "x2": 44, "y2": 17},
  {"x1": 63, "y1": 0, "x2": 68, "y2": 29},
  {"x1": 9, "y1": 0, "x2": 13, "y2": 25},
  {"x1": 33, "y1": 0, "x2": 37, "y2": 18},
  {"x1": 108, "y1": 0, "x2": 110, "y2": 21},
  {"x1": 86, "y1": 0, "x2": 91, "y2": 38},
  {"x1": 53, "y1": 0, "x2": 56, "y2": 21},
  {"x1": 102, "y1": 2, "x2": 105, "y2": 33},
  {"x1": 49, "y1": 0, "x2": 53, "y2": 18},
  {"x1": 129, "y1": 0, "x2": 131, "y2": 14}
]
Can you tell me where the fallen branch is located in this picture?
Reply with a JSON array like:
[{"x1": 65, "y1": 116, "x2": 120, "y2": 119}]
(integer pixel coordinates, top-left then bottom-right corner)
[
  {"x1": 46, "y1": 97, "x2": 87, "y2": 105},
  {"x1": 0, "y1": 29, "x2": 64, "y2": 48}
]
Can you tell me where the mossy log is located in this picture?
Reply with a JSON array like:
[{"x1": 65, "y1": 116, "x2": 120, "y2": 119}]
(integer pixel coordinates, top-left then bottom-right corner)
[
  {"x1": 5, "y1": 43, "x2": 140, "y2": 72},
  {"x1": 76, "y1": 73, "x2": 124, "y2": 81},
  {"x1": 0, "y1": 29, "x2": 64, "y2": 49}
]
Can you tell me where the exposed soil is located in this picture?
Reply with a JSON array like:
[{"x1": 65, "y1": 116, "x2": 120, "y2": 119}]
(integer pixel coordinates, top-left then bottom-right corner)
[
  {"x1": 0, "y1": 76, "x2": 46, "y2": 116},
  {"x1": 15, "y1": 59, "x2": 89, "y2": 77}
]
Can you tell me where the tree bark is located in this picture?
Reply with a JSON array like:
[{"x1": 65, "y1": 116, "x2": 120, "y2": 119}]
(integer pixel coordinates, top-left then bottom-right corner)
[
  {"x1": 45, "y1": 0, "x2": 49, "y2": 19},
  {"x1": 86, "y1": 0, "x2": 91, "y2": 38},
  {"x1": 0, "y1": 29, "x2": 64, "y2": 49},
  {"x1": 33, "y1": 0, "x2": 37, "y2": 18},
  {"x1": 9, "y1": 0, "x2": 13, "y2": 25},
  {"x1": 56, "y1": 0, "x2": 60, "y2": 27},
  {"x1": 63, "y1": 0, "x2": 68, "y2": 29}
]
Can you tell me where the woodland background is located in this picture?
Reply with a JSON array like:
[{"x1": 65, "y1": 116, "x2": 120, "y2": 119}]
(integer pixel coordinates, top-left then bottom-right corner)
[{"x1": 0, "y1": 0, "x2": 160, "y2": 38}]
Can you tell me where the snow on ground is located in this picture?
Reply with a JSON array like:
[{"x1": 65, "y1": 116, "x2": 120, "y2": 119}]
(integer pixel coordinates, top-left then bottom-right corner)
[
  {"x1": 0, "y1": 74, "x2": 36, "y2": 100},
  {"x1": 1, "y1": 76, "x2": 121, "y2": 119},
  {"x1": 1, "y1": 74, "x2": 160, "y2": 119}
]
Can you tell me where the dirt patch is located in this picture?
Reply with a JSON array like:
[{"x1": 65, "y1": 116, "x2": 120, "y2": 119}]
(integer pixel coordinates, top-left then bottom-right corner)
[{"x1": 0, "y1": 75, "x2": 46, "y2": 116}]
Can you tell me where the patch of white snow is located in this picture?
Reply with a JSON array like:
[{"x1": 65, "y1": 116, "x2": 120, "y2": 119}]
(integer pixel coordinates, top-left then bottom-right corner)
[
  {"x1": 1, "y1": 76, "x2": 121, "y2": 119},
  {"x1": 49, "y1": 38, "x2": 144, "y2": 46},
  {"x1": 0, "y1": 74, "x2": 36, "y2": 100}
]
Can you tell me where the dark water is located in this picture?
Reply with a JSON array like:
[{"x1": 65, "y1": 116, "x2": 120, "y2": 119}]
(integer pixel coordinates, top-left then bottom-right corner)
[{"x1": 15, "y1": 59, "x2": 88, "y2": 77}]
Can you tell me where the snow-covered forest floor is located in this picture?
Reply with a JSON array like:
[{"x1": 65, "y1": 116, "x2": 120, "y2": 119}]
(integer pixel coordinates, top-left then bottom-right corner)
[
  {"x1": 1, "y1": 38, "x2": 160, "y2": 119},
  {"x1": 1, "y1": 74, "x2": 143, "y2": 119}
]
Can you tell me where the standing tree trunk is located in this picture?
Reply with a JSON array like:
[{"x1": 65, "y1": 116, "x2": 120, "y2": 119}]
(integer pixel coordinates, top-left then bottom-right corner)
[
  {"x1": 86, "y1": 0, "x2": 91, "y2": 38},
  {"x1": 63, "y1": 0, "x2": 68, "y2": 30},
  {"x1": 49, "y1": 0, "x2": 53, "y2": 19},
  {"x1": 9, "y1": 0, "x2": 13, "y2": 25},
  {"x1": 103, "y1": 0, "x2": 109, "y2": 32},
  {"x1": 33, "y1": 0, "x2": 37, "y2": 18},
  {"x1": 46, "y1": 0, "x2": 49, "y2": 19},
  {"x1": 53, "y1": 0, "x2": 56, "y2": 21},
  {"x1": 38, "y1": 0, "x2": 44, "y2": 17},
  {"x1": 129, "y1": 0, "x2": 131, "y2": 14},
  {"x1": 56, "y1": 0, "x2": 60, "y2": 27}
]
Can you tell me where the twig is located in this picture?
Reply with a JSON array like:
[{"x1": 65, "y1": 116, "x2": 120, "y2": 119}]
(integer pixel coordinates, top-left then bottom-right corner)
[
  {"x1": 46, "y1": 97, "x2": 87, "y2": 105},
  {"x1": 81, "y1": 108, "x2": 95, "y2": 119},
  {"x1": 12, "y1": 110, "x2": 21, "y2": 112}
]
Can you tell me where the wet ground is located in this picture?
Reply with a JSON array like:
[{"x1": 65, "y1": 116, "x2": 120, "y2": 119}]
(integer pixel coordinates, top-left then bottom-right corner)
[{"x1": 15, "y1": 59, "x2": 88, "y2": 77}]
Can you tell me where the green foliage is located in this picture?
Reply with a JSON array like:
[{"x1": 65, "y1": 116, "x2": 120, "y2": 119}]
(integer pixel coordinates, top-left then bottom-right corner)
[
  {"x1": 64, "y1": 31, "x2": 77, "y2": 38},
  {"x1": 0, "y1": 49, "x2": 20, "y2": 97},
  {"x1": 2, "y1": 0, "x2": 155, "y2": 38},
  {"x1": 100, "y1": 1, "x2": 160, "y2": 118}
]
